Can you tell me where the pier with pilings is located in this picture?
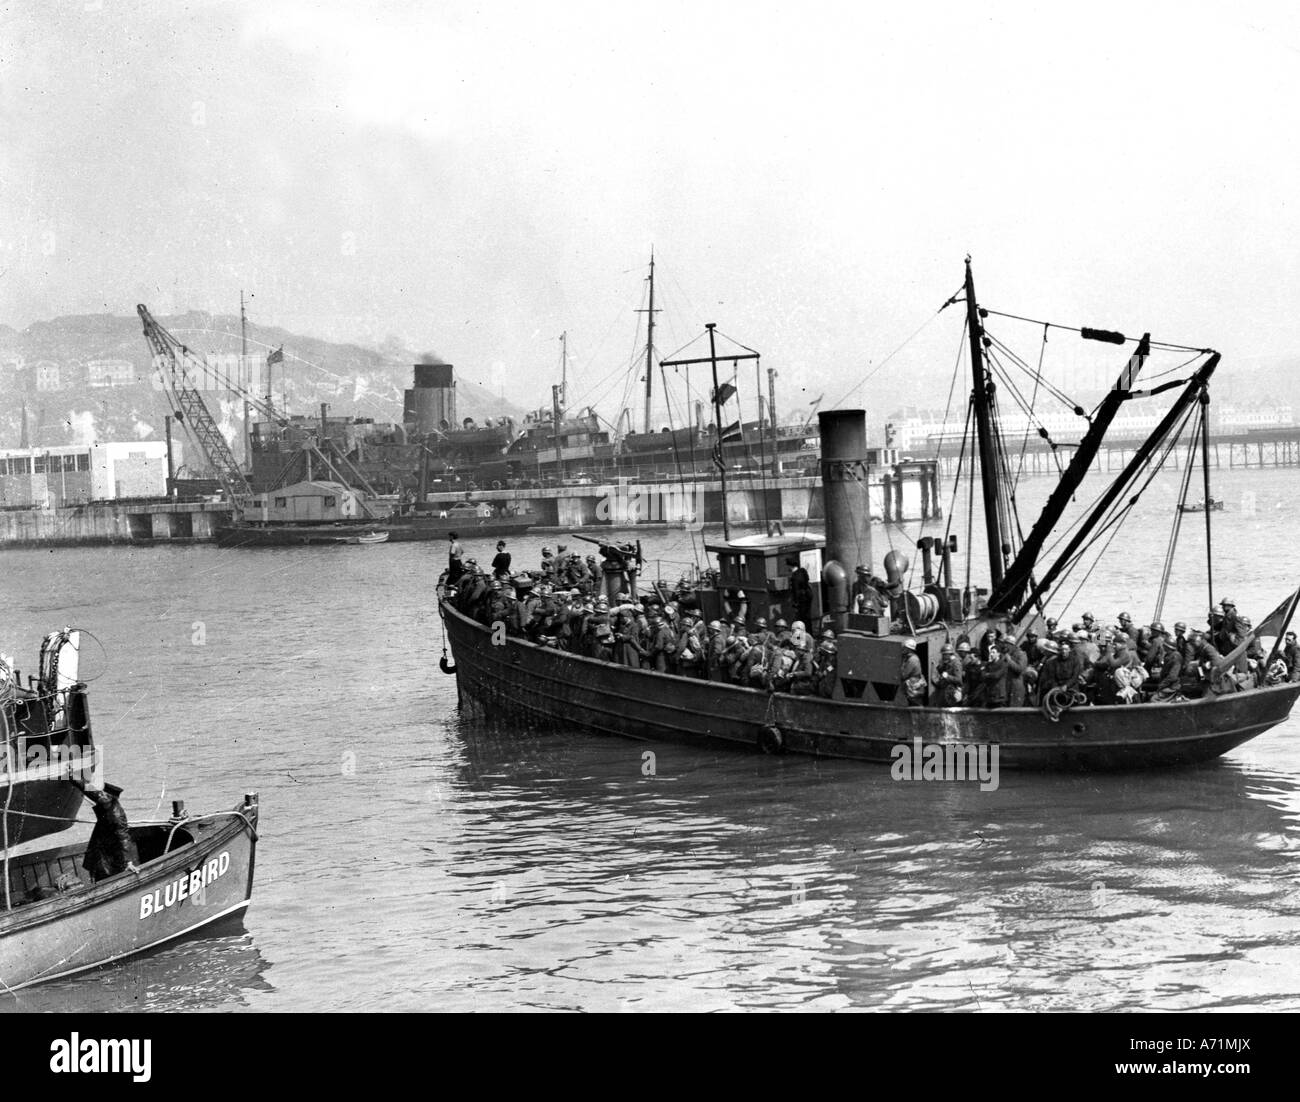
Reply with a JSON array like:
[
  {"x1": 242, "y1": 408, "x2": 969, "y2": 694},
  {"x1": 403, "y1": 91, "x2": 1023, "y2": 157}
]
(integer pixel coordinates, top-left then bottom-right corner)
[
  {"x1": 0, "y1": 462, "x2": 944, "y2": 546},
  {"x1": 426, "y1": 464, "x2": 943, "y2": 530},
  {"x1": 930, "y1": 431, "x2": 1300, "y2": 480},
  {"x1": 0, "y1": 499, "x2": 232, "y2": 547}
]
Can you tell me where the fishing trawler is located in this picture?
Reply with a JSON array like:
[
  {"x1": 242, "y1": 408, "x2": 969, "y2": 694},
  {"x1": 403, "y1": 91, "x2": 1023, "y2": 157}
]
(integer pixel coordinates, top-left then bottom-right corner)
[
  {"x1": 437, "y1": 260, "x2": 1300, "y2": 771},
  {"x1": 0, "y1": 627, "x2": 259, "y2": 990}
]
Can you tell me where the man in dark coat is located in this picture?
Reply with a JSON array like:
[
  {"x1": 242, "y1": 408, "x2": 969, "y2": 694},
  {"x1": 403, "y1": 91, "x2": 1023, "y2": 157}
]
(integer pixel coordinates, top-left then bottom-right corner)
[
  {"x1": 1284, "y1": 631, "x2": 1300, "y2": 682},
  {"x1": 981, "y1": 644, "x2": 1009, "y2": 709},
  {"x1": 491, "y1": 540, "x2": 512, "y2": 579},
  {"x1": 72, "y1": 779, "x2": 139, "y2": 882},
  {"x1": 787, "y1": 557, "x2": 813, "y2": 626}
]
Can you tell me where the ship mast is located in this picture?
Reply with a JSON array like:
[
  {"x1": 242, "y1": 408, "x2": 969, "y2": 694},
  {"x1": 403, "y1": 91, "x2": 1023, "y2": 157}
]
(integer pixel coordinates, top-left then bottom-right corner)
[
  {"x1": 965, "y1": 258, "x2": 1006, "y2": 590},
  {"x1": 240, "y1": 290, "x2": 252, "y2": 473},
  {"x1": 636, "y1": 249, "x2": 659, "y2": 434},
  {"x1": 707, "y1": 323, "x2": 729, "y2": 541},
  {"x1": 559, "y1": 330, "x2": 568, "y2": 410},
  {"x1": 662, "y1": 324, "x2": 760, "y2": 543}
]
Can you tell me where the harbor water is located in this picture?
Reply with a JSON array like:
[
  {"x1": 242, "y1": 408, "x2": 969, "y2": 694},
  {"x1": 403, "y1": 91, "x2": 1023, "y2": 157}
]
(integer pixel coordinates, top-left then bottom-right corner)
[{"x1": 3, "y1": 466, "x2": 1300, "y2": 1011}]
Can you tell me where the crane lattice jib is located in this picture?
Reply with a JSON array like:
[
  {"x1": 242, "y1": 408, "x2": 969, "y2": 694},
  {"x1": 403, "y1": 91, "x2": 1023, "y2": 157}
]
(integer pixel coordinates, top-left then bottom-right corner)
[{"x1": 137, "y1": 304, "x2": 248, "y2": 502}]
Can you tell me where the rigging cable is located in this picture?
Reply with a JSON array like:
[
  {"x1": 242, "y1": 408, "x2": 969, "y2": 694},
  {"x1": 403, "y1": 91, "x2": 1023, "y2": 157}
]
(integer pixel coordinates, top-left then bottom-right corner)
[
  {"x1": 940, "y1": 399, "x2": 975, "y2": 553},
  {"x1": 832, "y1": 294, "x2": 959, "y2": 408},
  {"x1": 1033, "y1": 358, "x2": 1210, "y2": 570},
  {"x1": 983, "y1": 346, "x2": 1069, "y2": 486},
  {"x1": 1154, "y1": 401, "x2": 1203, "y2": 622},
  {"x1": 931, "y1": 315, "x2": 971, "y2": 469},
  {"x1": 965, "y1": 403, "x2": 976, "y2": 601},
  {"x1": 660, "y1": 362, "x2": 703, "y2": 569},
  {"x1": 1012, "y1": 324, "x2": 1049, "y2": 491},
  {"x1": 755, "y1": 358, "x2": 774, "y2": 534},
  {"x1": 979, "y1": 308, "x2": 1210, "y2": 354},
  {"x1": 984, "y1": 330, "x2": 1078, "y2": 410},
  {"x1": 1044, "y1": 400, "x2": 1199, "y2": 616}
]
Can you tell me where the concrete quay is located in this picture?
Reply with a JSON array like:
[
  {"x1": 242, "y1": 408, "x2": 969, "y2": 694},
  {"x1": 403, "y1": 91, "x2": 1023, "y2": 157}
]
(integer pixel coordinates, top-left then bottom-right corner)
[{"x1": 0, "y1": 499, "x2": 232, "y2": 548}]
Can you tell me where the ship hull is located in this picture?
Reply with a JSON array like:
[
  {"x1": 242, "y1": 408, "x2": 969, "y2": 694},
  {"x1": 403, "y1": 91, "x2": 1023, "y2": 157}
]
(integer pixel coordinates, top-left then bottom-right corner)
[
  {"x1": 383, "y1": 515, "x2": 533, "y2": 542},
  {"x1": 217, "y1": 523, "x2": 386, "y2": 547},
  {"x1": 0, "y1": 778, "x2": 91, "y2": 847},
  {"x1": 441, "y1": 601, "x2": 1300, "y2": 771}
]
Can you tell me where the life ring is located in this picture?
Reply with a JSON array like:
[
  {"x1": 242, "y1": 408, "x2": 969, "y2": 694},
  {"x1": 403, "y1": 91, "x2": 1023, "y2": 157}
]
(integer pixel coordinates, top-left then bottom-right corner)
[
  {"x1": 492, "y1": 480, "x2": 502, "y2": 490},
  {"x1": 439, "y1": 655, "x2": 456, "y2": 674},
  {"x1": 758, "y1": 724, "x2": 785, "y2": 755}
]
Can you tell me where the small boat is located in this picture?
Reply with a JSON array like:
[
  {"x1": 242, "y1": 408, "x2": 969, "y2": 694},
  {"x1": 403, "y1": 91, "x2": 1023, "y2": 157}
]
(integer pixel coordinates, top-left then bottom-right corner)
[
  {"x1": 381, "y1": 508, "x2": 533, "y2": 542},
  {"x1": 1178, "y1": 498, "x2": 1224, "y2": 513},
  {"x1": 217, "y1": 521, "x2": 392, "y2": 547},
  {"x1": 1, "y1": 630, "x2": 101, "y2": 845},
  {"x1": 1, "y1": 624, "x2": 260, "y2": 990},
  {"x1": 0, "y1": 794, "x2": 259, "y2": 991}
]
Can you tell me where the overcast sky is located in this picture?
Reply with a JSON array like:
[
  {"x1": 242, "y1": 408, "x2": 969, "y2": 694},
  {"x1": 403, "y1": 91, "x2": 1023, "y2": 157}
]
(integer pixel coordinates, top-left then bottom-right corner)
[{"x1": 4, "y1": 0, "x2": 1299, "y2": 426}]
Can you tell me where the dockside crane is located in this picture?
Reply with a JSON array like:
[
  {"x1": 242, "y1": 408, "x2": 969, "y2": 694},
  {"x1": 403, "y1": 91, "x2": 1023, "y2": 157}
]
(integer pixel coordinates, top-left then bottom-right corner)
[
  {"x1": 138, "y1": 304, "x2": 251, "y2": 513},
  {"x1": 138, "y1": 304, "x2": 383, "y2": 519}
]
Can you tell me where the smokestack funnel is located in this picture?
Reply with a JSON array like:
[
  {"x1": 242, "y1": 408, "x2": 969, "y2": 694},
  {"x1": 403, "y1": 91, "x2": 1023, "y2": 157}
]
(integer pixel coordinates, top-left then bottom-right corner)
[
  {"x1": 819, "y1": 409, "x2": 873, "y2": 606},
  {"x1": 405, "y1": 364, "x2": 456, "y2": 434}
]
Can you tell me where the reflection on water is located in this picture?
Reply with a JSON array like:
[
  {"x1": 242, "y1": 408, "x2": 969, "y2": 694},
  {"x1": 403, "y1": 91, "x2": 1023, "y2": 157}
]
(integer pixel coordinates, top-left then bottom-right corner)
[
  {"x1": 1, "y1": 930, "x2": 270, "y2": 1012},
  {"x1": 2, "y1": 466, "x2": 1300, "y2": 1010}
]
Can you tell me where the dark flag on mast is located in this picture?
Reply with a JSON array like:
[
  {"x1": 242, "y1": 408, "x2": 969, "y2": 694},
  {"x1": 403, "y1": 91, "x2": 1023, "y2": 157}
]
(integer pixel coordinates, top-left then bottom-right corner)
[{"x1": 267, "y1": 346, "x2": 284, "y2": 365}]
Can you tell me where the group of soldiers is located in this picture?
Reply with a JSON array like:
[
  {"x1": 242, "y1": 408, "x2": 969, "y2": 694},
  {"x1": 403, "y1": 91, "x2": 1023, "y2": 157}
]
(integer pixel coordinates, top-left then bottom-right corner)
[
  {"x1": 912, "y1": 600, "x2": 1299, "y2": 710},
  {"x1": 447, "y1": 534, "x2": 1299, "y2": 710},
  {"x1": 445, "y1": 543, "x2": 838, "y2": 696}
]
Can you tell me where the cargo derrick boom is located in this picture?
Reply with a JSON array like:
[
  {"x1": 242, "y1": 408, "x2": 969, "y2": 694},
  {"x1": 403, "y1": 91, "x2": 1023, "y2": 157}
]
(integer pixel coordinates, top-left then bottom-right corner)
[{"x1": 138, "y1": 304, "x2": 250, "y2": 509}]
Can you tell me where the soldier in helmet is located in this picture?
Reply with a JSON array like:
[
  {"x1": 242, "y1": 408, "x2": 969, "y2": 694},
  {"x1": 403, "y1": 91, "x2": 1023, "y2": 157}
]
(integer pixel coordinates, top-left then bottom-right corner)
[
  {"x1": 1210, "y1": 598, "x2": 1242, "y2": 654},
  {"x1": 957, "y1": 639, "x2": 982, "y2": 705},
  {"x1": 539, "y1": 546, "x2": 557, "y2": 581},
  {"x1": 647, "y1": 609, "x2": 678, "y2": 673},
  {"x1": 1147, "y1": 621, "x2": 1183, "y2": 701},
  {"x1": 900, "y1": 638, "x2": 927, "y2": 706},
  {"x1": 485, "y1": 578, "x2": 514, "y2": 632},
  {"x1": 813, "y1": 631, "x2": 838, "y2": 698},
  {"x1": 933, "y1": 643, "x2": 965, "y2": 706},
  {"x1": 788, "y1": 633, "x2": 818, "y2": 695}
]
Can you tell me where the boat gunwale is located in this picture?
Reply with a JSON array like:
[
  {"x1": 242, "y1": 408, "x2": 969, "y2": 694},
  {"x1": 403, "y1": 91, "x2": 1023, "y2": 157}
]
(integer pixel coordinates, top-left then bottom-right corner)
[
  {"x1": 439, "y1": 595, "x2": 1300, "y2": 724},
  {"x1": 0, "y1": 802, "x2": 257, "y2": 937}
]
